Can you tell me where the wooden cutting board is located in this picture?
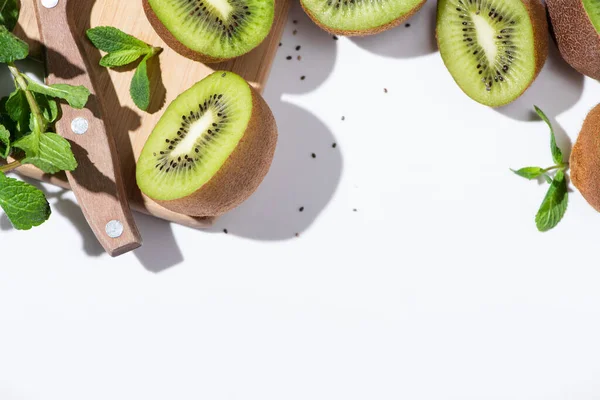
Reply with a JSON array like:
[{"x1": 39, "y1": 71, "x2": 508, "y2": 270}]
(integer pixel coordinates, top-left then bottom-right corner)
[{"x1": 15, "y1": 0, "x2": 291, "y2": 229}]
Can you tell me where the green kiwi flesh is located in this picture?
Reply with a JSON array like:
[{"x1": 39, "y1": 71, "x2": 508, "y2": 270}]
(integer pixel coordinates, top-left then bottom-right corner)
[
  {"x1": 136, "y1": 71, "x2": 277, "y2": 218},
  {"x1": 582, "y1": 0, "x2": 600, "y2": 33},
  {"x1": 300, "y1": 0, "x2": 425, "y2": 36},
  {"x1": 436, "y1": 0, "x2": 548, "y2": 107},
  {"x1": 146, "y1": 0, "x2": 274, "y2": 61}
]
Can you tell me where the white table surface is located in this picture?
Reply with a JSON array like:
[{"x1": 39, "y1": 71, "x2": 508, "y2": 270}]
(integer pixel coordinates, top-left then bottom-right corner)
[{"x1": 2, "y1": 2, "x2": 600, "y2": 399}]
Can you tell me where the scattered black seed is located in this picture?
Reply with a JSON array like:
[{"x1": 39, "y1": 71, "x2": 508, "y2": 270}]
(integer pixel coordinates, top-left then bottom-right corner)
[
  {"x1": 295, "y1": 233, "x2": 300, "y2": 237},
  {"x1": 286, "y1": 55, "x2": 292, "y2": 60},
  {"x1": 405, "y1": 23, "x2": 411, "y2": 27},
  {"x1": 332, "y1": 143, "x2": 337, "y2": 148},
  {"x1": 296, "y1": 45, "x2": 301, "y2": 51},
  {"x1": 299, "y1": 207, "x2": 304, "y2": 212},
  {"x1": 293, "y1": 29, "x2": 297, "y2": 35},
  {"x1": 279, "y1": 42, "x2": 282, "y2": 47},
  {"x1": 293, "y1": 19, "x2": 298, "y2": 24},
  {"x1": 223, "y1": 229, "x2": 228, "y2": 234},
  {"x1": 300, "y1": 75, "x2": 306, "y2": 80},
  {"x1": 333, "y1": 35, "x2": 338, "y2": 40},
  {"x1": 341, "y1": 116, "x2": 345, "y2": 121},
  {"x1": 353, "y1": 209, "x2": 358, "y2": 212},
  {"x1": 384, "y1": 88, "x2": 388, "y2": 93},
  {"x1": 311, "y1": 153, "x2": 316, "y2": 158}
]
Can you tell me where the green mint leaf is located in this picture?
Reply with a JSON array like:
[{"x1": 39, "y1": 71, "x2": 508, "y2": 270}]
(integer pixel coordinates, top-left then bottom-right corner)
[
  {"x1": 6, "y1": 89, "x2": 30, "y2": 132},
  {"x1": 0, "y1": 123, "x2": 10, "y2": 158},
  {"x1": 86, "y1": 26, "x2": 150, "y2": 53},
  {"x1": 0, "y1": 0, "x2": 19, "y2": 31},
  {"x1": 34, "y1": 93, "x2": 59, "y2": 124},
  {"x1": 0, "y1": 96, "x2": 16, "y2": 135},
  {"x1": 130, "y1": 55, "x2": 150, "y2": 111},
  {"x1": 535, "y1": 169, "x2": 568, "y2": 232},
  {"x1": 26, "y1": 79, "x2": 90, "y2": 109},
  {"x1": 534, "y1": 105, "x2": 564, "y2": 165},
  {"x1": 0, "y1": 25, "x2": 28, "y2": 63},
  {"x1": 14, "y1": 132, "x2": 77, "y2": 174},
  {"x1": 99, "y1": 48, "x2": 146, "y2": 67},
  {"x1": 511, "y1": 167, "x2": 544, "y2": 180},
  {"x1": 0, "y1": 172, "x2": 51, "y2": 230}
]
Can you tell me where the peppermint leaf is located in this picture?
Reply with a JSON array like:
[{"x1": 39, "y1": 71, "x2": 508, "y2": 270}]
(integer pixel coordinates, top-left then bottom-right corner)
[
  {"x1": 100, "y1": 48, "x2": 147, "y2": 67},
  {"x1": 5, "y1": 89, "x2": 30, "y2": 133},
  {"x1": 130, "y1": 54, "x2": 151, "y2": 111},
  {"x1": 0, "y1": 25, "x2": 28, "y2": 63},
  {"x1": 0, "y1": 123, "x2": 10, "y2": 158},
  {"x1": 0, "y1": 172, "x2": 51, "y2": 230},
  {"x1": 86, "y1": 26, "x2": 150, "y2": 53},
  {"x1": 14, "y1": 132, "x2": 77, "y2": 174},
  {"x1": 34, "y1": 93, "x2": 59, "y2": 124},
  {"x1": 511, "y1": 167, "x2": 544, "y2": 180},
  {"x1": 0, "y1": 0, "x2": 19, "y2": 32},
  {"x1": 534, "y1": 106, "x2": 563, "y2": 165},
  {"x1": 25, "y1": 79, "x2": 90, "y2": 109},
  {"x1": 535, "y1": 169, "x2": 568, "y2": 232}
]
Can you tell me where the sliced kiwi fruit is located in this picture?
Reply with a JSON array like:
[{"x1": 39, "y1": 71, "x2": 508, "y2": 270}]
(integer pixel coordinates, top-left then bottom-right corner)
[
  {"x1": 547, "y1": 0, "x2": 600, "y2": 80},
  {"x1": 143, "y1": 0, "x2": 275, "y2": 63},
  {"x1": 136, "y1": 71, "x2": 277, "y2": 217},
  {"x1": 570, "y1": 104, "x2": 600, "y2": 212},
  {"x1": 300, "y1": 0, "x2": 426, "y2": 36},
  {"x1": 436, "y1": 0, "x2": 548, "y2": 107}
]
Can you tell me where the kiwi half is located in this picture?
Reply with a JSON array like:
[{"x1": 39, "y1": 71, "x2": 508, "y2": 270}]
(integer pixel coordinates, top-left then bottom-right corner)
[
  {"x1": 570, "y1": 104, "x2": 600, "y2": 212},
  {"x1": 136, "y1": 71, "x2": 277, "y2": 217},
  {"x1": 143, "y1": 0, "x2": 275, "y2": 63},
  {"x1": 300, "y1": 0, "x2": 426, "y2": 36},
  {"x1": 436, "y1": 0, "x2": 548, "y2": 107},
  {"x1": 547, "y1": 0, "x2": 600, "y2": 80}
]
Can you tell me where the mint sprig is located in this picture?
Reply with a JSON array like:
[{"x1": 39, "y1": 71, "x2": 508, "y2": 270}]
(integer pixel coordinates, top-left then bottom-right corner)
[
  {"x1": 86, "y1": 26, "x2": 162, "y2": 111},
  {"x1": 511, "y1": 106, "x2": 569, "y2": 232},
  {"x1": 0, "y1": 0, "x2": 91, "y2": 230}
]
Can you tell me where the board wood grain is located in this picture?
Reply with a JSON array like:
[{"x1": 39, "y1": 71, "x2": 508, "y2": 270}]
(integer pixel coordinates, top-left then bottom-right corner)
[{"x1": 16, "y1": 0, "x2": 291, "y2": 229}]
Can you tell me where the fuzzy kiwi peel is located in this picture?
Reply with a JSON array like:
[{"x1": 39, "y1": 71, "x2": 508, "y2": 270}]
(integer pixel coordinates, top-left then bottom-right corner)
[
  {"x1": 436, "y1": 0, "x2": 548, "y2": 107},
  {"x1": 136, "y1": 71, "x2": 277, "y2": 217},
  {"x1": 570, "y1": 104, "x2": 600, "y2": 212},
  {"x1": 300, "y1": 0, "x2": 426, "y2": 36},
  {"x1": 547, "y1": 0, "x2": 600, "y2": 80},
  {"x1": 143, "y1": 0, "x2": 275, "y2": 63}
]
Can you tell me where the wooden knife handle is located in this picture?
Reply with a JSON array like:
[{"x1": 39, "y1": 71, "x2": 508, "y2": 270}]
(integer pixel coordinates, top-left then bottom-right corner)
[{"x1": 33, "y1": 0, "x2": 142, "y2": 256}]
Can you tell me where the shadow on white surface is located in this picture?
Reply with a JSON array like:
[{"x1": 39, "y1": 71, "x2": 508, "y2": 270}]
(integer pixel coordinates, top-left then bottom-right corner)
[
  {"x1": 132, "y1": 213, "x2": 184, "y2": 272},
  {"x1": 268, "y1": 1, "x2": 337, "y2": 95},
  {"x1": 496, "y1": 41, "x2": 584, "y2": 121},
  {"x1": 349, "y1": 1, "x2": 438, "y2": 59},
  {"x1": 208, "y1": 100, "x2": 342, "y2": 240}
]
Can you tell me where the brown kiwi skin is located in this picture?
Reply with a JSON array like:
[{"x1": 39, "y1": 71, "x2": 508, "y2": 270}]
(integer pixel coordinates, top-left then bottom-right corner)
[
  {"x1": 143, "y1": 0, "x2": 230, "y2": 63},
  {"x1": 300, "y1": 0, "x2": 426, "y2": 36},
  {"x1": 435, "y1": 0, "x2": 548, "y2": 107},
  {"x1": 152, "y1": 86, "x2": 278, "y2": 217},
  {"x1": 570, "y1": 104, "x2": 600, "y2": 212},
  {"x1": 546, "y1": 0, "x2": 600, "y2": 80}
]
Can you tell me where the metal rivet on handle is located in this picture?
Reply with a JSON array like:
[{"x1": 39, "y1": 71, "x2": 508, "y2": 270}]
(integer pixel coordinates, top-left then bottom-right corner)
[
  {"x1": 105, "y1": 220, "x2": 124, "y2": 238},
  {"x1": 71, "y1": 117, "x2": 89, "y2": 135},
  {"x1": 41, "y1": 0, "x2": 59, "y2": 8}
]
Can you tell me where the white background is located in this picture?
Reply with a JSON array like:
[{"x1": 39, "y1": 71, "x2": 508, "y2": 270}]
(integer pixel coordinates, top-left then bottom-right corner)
[{"x1": 2, "y1": 1, "x2": 600, "y2": 399}]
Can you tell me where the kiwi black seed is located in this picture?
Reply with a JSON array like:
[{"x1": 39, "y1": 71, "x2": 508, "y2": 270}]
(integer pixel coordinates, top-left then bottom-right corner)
[{"x1": 143, "y1": 0, "x2": 275, "y2": 62}]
